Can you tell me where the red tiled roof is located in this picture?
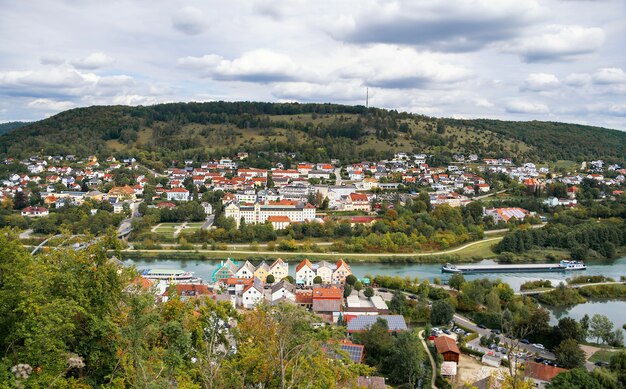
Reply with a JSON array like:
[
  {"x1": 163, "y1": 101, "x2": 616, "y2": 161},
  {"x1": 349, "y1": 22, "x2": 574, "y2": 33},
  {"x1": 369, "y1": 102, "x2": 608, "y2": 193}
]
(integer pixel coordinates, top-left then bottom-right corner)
[
  {"x1": 349, "y1": 192, "x2": 369, "y2": 202},
  {"x1": 268, "y1": 215, "x2": 291, "y2": 222},
  {"x1": 434, "y1": 336, "x2": 460, "y2": 355},
  {"x1": 295, "y1": 290, "x2": 313, "y2": 304},
  {"x1": 313, "y1": 286, "x2": 343, "y2": 299},
  {"x1": 524, "y1": 361, "x2": 567, "y2": 382},
  {"x1": 296, "y1": 259, "x2": 312, "y2": 273}
]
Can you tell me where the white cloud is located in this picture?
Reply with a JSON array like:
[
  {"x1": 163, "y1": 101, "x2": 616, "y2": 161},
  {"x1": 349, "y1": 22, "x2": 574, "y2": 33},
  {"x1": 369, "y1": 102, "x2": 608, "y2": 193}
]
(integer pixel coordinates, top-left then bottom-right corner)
[
  {"x1": 507, "y1": 25, "x2": 605, "y2": 62},
  {"x1": 40, "y1": 55, "x2": 65, "y2": 66},
  {"x1": 522, "y1": 73, "x2": 560, "y2": 91},
  {"x1": 27, "y1": 98, "x2": 75, "y2": 111},
  {"x1": 70, "y1": 52, "x2": 115, "y2": 70},
  {"x1": 112, "y1": 94, "x2": 160, "y2": 106},
  {"x1": 505, "y1": 100, "x2": 550, "y2": 114},
  {"x1": 592, "y1": 67, "x2": 626, "y2": 84},
  {"x1": 272, "y1": 81, "x2": 363, "y2": 101},
  {"x1": 172, "y1": 6, "x2": 206, "y2": 35},
  {"x1": 178, "y1": 49, "x2": 313, "y2": 83}
]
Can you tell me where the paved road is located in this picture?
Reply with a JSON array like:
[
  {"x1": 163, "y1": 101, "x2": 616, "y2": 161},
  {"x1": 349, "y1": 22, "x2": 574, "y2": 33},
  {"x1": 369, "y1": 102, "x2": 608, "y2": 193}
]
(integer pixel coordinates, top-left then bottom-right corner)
[
  {"x1": 474, "y1": 189, "x2": 508, "y2": 200},
  {"x1": 201, "y1": 214, "x2": 215, "y2": 230},
  {"x1": 19, "y1": 229, "x2": 33, "y2": 239},
  {"x1": 453, "y1": 314, "x2": 556, "y2": 360},
  {"x1": 418, "y1": 330, "x2": 438, "y2": 389},
  {"x1": 484, "y1": 222, "x2": 547, "y2": 235},
  {"x1": 334, "y1": 167, "x2": 342, "y2": 186}
]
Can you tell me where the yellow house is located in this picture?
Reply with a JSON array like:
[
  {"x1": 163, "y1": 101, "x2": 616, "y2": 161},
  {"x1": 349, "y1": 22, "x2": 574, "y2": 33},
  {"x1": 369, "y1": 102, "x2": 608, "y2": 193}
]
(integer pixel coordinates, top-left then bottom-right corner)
[
  {"x1": 254, "y1": 261, "x2": 269, "y2": 283},
  {"x1": 269, "y1": 258, "x2": 289, "y2": 281}
]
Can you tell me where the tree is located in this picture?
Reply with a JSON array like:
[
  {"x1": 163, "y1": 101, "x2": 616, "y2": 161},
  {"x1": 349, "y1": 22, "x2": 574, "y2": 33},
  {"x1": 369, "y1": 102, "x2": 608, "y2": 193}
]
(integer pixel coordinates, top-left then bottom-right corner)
[
  {"x1": 590, "y1": 314, "x2": 614, "y2": 344},
  {"x1": 553, "y1": 317, "x2": 584, "y2": 344},
  {"x1": 354, "y1": 281, "x2": 363, "y2": 296},
  {"x1": 555, "y1": 339, "x2": 586, "y2": 368},
  {"x1": 345, "y1": 274, "x2": 357, "y2": 286},
  {"x1": 364, "y1": 287, "x2": 374, "y2": 299},
  {"x1": 343, "y1": 285, "x2": 353, "y2": 298},
  {"x1": 283, "y1": 275, "x2": 295, "y2": 284},
  {"x1": 384, "y1": 330, "x2": 427, "y2": 386},
  {"x1": 547, "y1": 368, "x2": 604, "y2": 389},
  {"x1": 448, "y1": 273, "x2": 465, "y2": 290},
  {"x1": 313, "y1": 276, "x2": 322, "y2": 285},
  {"x1": 388, "y1": 290, "x2": 407, "y2": 315},
  {"x1": 266, "y1": 274, "x2": 275, "y2": 284},
  {"x1": 431, "y1": 300, "x2": 455, "y2": 325}
]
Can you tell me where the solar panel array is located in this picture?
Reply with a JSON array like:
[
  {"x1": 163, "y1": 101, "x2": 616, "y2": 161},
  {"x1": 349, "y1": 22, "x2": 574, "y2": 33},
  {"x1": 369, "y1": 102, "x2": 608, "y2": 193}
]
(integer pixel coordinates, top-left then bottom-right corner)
[
  {"x1": 341, "y1": 344, "x2": 364, "y2": 363},
  {"x1": 347, "y1": 315, "x2": 408, "y2": 332}
]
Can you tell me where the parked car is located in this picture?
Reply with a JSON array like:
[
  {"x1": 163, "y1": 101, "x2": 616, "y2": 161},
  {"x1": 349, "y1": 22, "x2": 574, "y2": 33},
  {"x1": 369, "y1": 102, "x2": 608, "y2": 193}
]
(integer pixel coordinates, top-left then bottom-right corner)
[
  {"x1": 443, "y1": 329, "x2": 451, "y2": 335},
  {"x1": 489, "y1": 344, "x2": 498, "y2": 350},
  {"x1": 505, "y1": 334, "x2": 514, "y2": 339},
  {"x1": 378, "y1": 288, "x2": 388, "y2": 293},
  {"x1": 535, "y1": 357, "x2": 545, "y2": 363},
  {"x1": 595, "y1": 361, "x2": 610, "y2": 367},
  {"x1": 478, "y1": 324, "x2": 487, "y2": 329},
  {"x1": 432, "y1": 327, "x2": 440, "y2": 332},
  {"x1": 492, "y1": 329, "x2": 501, "y2": 335},
  {"x1": 454, "y1": 328, "x2": 465, "y2": 333},
  {"x1": 520, "y1": 339, "x2": 530, "y2": 344},
  {"x1": 532, "y1": 343, "x2": 545, "y2": 350}
]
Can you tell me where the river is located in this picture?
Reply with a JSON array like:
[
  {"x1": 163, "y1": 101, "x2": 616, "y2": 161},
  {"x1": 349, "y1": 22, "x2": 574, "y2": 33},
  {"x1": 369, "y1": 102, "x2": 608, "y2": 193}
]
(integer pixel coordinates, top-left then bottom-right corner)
[
  {"x1": 124, "y1": 256, "x2": 626, "y2": 334},
  {"x1": 123, "y1": 256, "x2": 626, "y2": 291}
]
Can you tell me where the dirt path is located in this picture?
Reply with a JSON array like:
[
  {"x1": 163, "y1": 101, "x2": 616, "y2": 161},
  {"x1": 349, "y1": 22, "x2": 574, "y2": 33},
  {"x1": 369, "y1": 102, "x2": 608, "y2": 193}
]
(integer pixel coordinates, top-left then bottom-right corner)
[{"x1": 419, "y1": 330, "x2": 438, "y2": 389}]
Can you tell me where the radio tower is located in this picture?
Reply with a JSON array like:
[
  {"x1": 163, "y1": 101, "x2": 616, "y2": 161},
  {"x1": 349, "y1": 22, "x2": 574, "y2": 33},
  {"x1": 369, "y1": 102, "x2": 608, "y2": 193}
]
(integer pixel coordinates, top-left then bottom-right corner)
[{"x1": 366, "y1": 87, "x2": 369, "y2": 108}]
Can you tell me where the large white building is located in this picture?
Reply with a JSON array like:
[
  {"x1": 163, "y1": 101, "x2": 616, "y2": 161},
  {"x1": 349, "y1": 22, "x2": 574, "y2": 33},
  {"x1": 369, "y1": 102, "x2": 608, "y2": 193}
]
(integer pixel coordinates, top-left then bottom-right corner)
[{"x1": 224, "y1": 200, "x2": 316, "y2": 227}]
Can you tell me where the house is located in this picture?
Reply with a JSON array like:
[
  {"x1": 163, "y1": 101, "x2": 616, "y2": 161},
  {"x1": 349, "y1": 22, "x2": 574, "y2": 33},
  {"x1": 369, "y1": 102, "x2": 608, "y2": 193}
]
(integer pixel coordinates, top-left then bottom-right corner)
[
  {"x1": 347, "y1": 192, "x2": 371, "y2": 212},
  {"x1": 296, "y1": 259, "x2": 316, "y2": 286},
  {"x1": 241, "y1": 279, "x2": 264, "y2": 309},
  {"x1": 235, "y1": 261, "x2": 256, "y2": 279},
  {"x1": 271, "y1": 280, "x2": 296, "y2": 304},
  {"x1": 268, "y1": 258, "x2": 289, "y2": 281},
  {"x1": 312, "y1": 286, "x2": 343, "y2": 321},
  {"x1": 21, "y1": 206, "x2": 49, "y2": 217},
  {"x1": 523, "y1": 361, "x2": 567, "y2": 389},
  {"x1": 108, "y1": 186, "x2": 136, "y2": 200},
  {"x1": 267, "y1": 215, "x2": 291, "y2": 230},
  {"x1": 332, "y1": 259, "x2": 352, "y2": 284},
  {"x1": 346, "y1": 315, "x2": 408, "y2": 333},
  {"x1": 166, "y1": 188, "x2": 190, "y2": 202},
  {"x1": 211, "y1": 259, "x2": 239, "y2": 282},
  {"x1": 201, "y1": 202, "x2": 213, "y2": 215},
  {"x1": 224, "y1": 199, "x2": 316, "y2": 228},
  {"x1": 162, "y1": 284, "x2": 212, "y2": 302},
  {"x1": 434, "y1": 336, "x2": 460, "y2": 363},
  {"x1": 314, "y1": 261, "x2": 334, "y2": 284},
  {"x1": 223, "y1": 277, "x2": 254, "y2": 295},
  {"x1": 484, "y1": 207, "x2": 529, "y2": 223},
  {"x1": 253, "y1": 261, "x2": 269, "y2": 283}
]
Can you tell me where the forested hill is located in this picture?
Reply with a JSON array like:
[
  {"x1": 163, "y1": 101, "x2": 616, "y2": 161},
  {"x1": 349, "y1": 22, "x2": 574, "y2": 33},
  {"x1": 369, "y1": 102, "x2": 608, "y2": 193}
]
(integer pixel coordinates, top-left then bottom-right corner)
[
  {"x1": 0, "y1": 102, "x2": 624, "y2": 167},
  {"x1": 0, "y1": 121, "x2": 29, "y2": 136}
]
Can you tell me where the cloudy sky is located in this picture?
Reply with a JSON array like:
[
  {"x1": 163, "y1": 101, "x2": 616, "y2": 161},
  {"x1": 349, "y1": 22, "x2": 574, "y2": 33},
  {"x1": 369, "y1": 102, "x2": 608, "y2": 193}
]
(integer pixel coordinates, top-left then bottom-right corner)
[{"x1": 1, "y1": 0, "x2": 625, "y2": 130}]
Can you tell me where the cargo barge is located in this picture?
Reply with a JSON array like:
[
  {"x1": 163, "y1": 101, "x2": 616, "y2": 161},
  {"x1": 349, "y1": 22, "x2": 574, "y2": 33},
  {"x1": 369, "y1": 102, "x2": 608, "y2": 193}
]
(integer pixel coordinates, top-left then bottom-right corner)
[{"x1": 441, "y1": 260, "x2": 586, "y2": 274}]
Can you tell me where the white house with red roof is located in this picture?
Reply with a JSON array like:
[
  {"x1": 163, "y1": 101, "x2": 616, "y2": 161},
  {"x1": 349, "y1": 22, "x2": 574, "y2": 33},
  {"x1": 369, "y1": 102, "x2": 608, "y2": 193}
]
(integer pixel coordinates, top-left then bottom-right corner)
[
  {"x1": 21, "y1": 206, "x2": 49, "y2": 217},
  {"x1": 241, "y1": 279, "x2": 264, "y2": 309},
  {"x1": 165, "y1": 188, "x2": 190, "y2": 202}
]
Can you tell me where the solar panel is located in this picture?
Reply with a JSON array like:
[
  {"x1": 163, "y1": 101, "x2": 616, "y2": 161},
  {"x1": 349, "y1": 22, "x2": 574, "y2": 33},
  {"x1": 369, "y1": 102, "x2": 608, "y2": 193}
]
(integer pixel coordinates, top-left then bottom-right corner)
[{"x1": 341, "y1": 344, "x2": 364, "y2": 363}]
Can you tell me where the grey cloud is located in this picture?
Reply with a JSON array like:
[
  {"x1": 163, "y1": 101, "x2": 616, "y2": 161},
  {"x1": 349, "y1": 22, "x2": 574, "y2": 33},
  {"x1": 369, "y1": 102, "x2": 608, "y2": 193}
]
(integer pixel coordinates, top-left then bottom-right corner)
[{"x1": 172, "y1": 6, "x2": 206, "y2": 35}]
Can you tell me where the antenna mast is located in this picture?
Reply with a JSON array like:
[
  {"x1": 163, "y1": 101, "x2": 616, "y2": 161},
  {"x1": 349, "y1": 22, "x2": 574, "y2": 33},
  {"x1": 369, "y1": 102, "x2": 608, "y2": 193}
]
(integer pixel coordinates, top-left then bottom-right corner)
[{"x1": 366, "y1": 87, "x2": 369, "y2": 108}]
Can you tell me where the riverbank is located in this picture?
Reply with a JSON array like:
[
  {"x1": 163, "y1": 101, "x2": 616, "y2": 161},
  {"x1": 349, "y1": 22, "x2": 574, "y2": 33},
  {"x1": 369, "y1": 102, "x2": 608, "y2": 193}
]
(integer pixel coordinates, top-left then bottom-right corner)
[
  {"x1": 538, "y1": 283, "x2": 626, "y2": 306},
  {"x1": 117, "y1": 236, "x2": 505, "y2": 263}
]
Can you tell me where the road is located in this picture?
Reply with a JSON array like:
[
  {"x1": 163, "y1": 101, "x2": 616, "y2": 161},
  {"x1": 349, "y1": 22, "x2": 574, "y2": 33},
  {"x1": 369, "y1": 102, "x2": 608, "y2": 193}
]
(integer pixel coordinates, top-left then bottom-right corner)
[
  {"x1": 19, "y1": 229, "x2": 33, "y2": 239},
  {"x1": 418, "y1": 330, "x2": 438, "y2": 389},
  {"x1": 137, "y1": 163, "x2": 166, "y2": 178},
  {"x1": 117, "y1": 202, "x2": 140, "y2": 238},
  {"x1": 474, "y1": 189, "x2": 508, "y2": 200},
  {"x1": 516, "y1": 281, "x2": 625, "y2": 295},
  {"x1": 334, "y1": 167, "x2": 342, "y2": 186},
  {"x1": 201, "y1": 214, "x2": 215, "y2": 230},
  {"x1": 484, "y1": 222, "x2": 547, "y2": 235},
  {"x1": 452, "y1": 314, "x2": 556, "y2": 360}
]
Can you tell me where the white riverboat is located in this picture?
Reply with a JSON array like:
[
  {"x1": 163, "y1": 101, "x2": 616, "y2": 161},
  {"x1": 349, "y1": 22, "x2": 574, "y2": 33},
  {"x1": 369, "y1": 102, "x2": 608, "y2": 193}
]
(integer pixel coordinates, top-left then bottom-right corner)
[{"x1": 140, "y1": 268, "x2": 202, "y2": 283}]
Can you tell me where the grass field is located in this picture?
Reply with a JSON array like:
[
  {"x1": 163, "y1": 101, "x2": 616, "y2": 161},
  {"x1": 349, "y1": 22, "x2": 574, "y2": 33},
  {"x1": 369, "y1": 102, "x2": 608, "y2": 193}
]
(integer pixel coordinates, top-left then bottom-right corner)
[{"x1": 589, "y1": 349, "x2": 618, "y2": 363}]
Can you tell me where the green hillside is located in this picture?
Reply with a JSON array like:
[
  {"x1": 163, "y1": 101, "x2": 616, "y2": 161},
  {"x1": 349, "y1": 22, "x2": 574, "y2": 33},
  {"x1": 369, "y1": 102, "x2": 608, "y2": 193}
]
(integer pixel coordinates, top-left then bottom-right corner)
[
  {"x1": 0, "y1": 121, "x2": 29, "y2": 136},
  {"x1": 0, "y1": 102, "x2": 624, "y2": 167}
]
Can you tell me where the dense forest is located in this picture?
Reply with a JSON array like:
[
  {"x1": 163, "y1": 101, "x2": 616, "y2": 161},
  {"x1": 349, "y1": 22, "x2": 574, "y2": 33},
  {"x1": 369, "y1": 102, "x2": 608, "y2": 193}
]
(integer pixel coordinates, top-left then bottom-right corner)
[
  {"x1": 0, "y1": 121, "x2": 29, "y2": 136},
  {"x1": 1, "y1": 102, "x2": 624, "y2": 166}
]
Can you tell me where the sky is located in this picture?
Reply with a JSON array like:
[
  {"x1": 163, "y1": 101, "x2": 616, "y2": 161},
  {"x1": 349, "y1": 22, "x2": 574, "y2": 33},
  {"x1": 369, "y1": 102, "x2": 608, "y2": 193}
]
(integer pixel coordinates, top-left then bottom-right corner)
[{"x1": 0, "y1": 0, "x2": 625, "y2": 130}]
